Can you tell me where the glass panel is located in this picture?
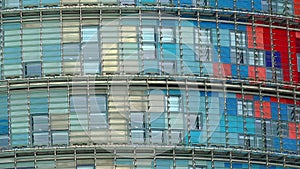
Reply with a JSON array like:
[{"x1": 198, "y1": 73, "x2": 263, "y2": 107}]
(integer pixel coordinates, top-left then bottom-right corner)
[
  {"x1": 161, "y1": 27, "x2": 174, "y2": 43},
  {"x1": 32, "y1": 115, "x2": 48, "y2": 132},
  {"x1": 82, "y1": 26, "x2": 98, "y2": 43},
  {"x1": 168, "y1": 96, "x2": 181, "y2": 112},
  {"x1": 25, "y1": 62, "x2": 42, "y2": 77},
  {"x1": 33, "y1": 132, "x2": 49, "y2": 146},
  {"x1": 52, "y1": 131, "x2": 69, "y2": 145}
]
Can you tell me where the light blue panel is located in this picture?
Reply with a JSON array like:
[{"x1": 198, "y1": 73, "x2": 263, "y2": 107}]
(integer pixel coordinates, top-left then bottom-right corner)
[
  {"x1": 271, "y1": 102, "x2": 278, "y2": 120},
  {"x1": 162, "y1": 20, "x2": 177, "y2": 26},
  {"x1": 210, "y1": 131, "x2": 226, "y2": 144},
  {"x1": 169, "y1": 90, "x2": 181, "y2": 95},
  {"x1": 141, "y1": 0, "x2": 156, "y2": 3},
  {"x1": 246, "y1": 118, "x2": 255, "y2": 134},
  {"x1": 190, "y1": 131, "x2": 201, "y2": 144},
  {"x1": 144, "y1": 60, "x2": 159, "y2": 74},
  {"x1": 226, "y1": 93, "x2": 236, "y2": 98},
  {"x1": 156, "y1": 159, "x2": 173, "y2": 169},
  {"x1": 42, "y1": 0, "x2": 60, "y2": 6},
  {"x1": 23, "y1": 0, "x2": 40, "y2": 7},
  {"x1": 150, "y1": 113, "x2": 165, "y2": 129},
  {"x1": 220, "y1": 46, "x2": 231, "y2": 63},
  {"x1": 12, "y1": 134, "x2": 29, "y2": 146},
  {"x1": 212, "y1": 46, "x2": 219, "y2": 62},
  {"x1": 280, "y1": 104, "x2": 288, "y2": 121},
  {"x1": 183, "y1": 61, "x2": 200, "y2": 75},
  {"x1": 161, "y1": 44, "x2": 178, "y2": 60},
  {"x1": 201, "y1": 62, "x2": 213, "y2": 76},
  {"x1": 0, "y1": 95, "x2": 8, "y2": 135},
  {"x1": 182, "y1": 44, "x2": 195, "y2": 61}
]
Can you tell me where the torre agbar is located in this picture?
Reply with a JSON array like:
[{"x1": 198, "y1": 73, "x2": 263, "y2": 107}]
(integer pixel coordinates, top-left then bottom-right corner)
[{"x1": 1, "y1": 0, "x2": 300, "y2": 169}]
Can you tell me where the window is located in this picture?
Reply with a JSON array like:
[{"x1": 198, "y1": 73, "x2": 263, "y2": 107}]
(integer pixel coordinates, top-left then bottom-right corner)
[
  {"x1": 4, "y1": 0, "x2": 19, "y2": 8},
  {"x1": 142, "y1": 27, "x2": 156, "y2": 59},
  {"x1": 230, "y1": 31, "x2": 247, "y2": 64},
  {"x1": 288, "y1": 105, "x2": 300, "y2": 122},
  {"x1": 161, "y1": 27, "x2": 175, "y2": 43},
  {"x1": 160, "y1": 61, "x2": 176, "y2": 74},
  {"x1": 120, "y1": 0, "x2": 135, "y2": 5},
  {"x1": 266, "y1": 68, "x2": 282, "y2": 81},
  {"x1": 32, "y1": 115, "x2": 49, "y2": 146},
  {"x1": 52, "y1": 131, "x2": 68, "y2": 146},
  {"x1": 238, "y1": 134, "x2": 254, "y2": 148},
  {"x1": 248, "y1": 50, "x2": 265, "y2": 66},
  {"x1": 89, "y1": 95, "x2": 108, "y2": 129},
  {"x1": 237, "y1": 100, "x2": 253, "y2": 116},
  {"x1": 190, "y1": 113, "x2": 202, "y2": 130},
  {"x1": 195, "y1": 28, "x2": 211, "y2": 61},
  {"x1": 297, "y1": 54, "x2": 300, "y2": 72},
  {"x1": 25, "y1": 62, "x2": 42, "y2": 77},
  {"x1": 166, "y1": 96, "x2": 181, "y2": 112},
  {"x1": 130, "y1": 112, "x2": 145, "y2": 143},
  {"x1": 82, "y1": 26, "x2": 100, "y2": 74}
]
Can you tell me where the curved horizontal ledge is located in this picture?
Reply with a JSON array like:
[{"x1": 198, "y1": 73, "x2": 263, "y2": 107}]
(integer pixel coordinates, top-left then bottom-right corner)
[
  {"x1": 0, "y1": 145, "x2": 299, "y2": 168},
  {"x1": 1, "y1": 6, "x2": 300, "y2": 32},
  {"x1": 1, "y1": 5, "x2": 300, "y2": 21},
  {"x1": 0, "y1": 75, "x2": 299, "y2": 99}
]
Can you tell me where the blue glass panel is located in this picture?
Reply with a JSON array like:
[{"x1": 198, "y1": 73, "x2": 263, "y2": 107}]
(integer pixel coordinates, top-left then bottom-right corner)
[
  {"x1": 231, "y1": 64, "x2": 238, "y2": 77},
  {"x1": 220, "y1": 47, "x2": 231, "y2": 63},
  {"x1": 236, "y1": 0, "x2": 252, "y2": 10},
  {"x1": 262, "y1": 96, "x2": 270, "y2": 101},
  {"x1": 200, "y1": 22, "x2": 216, "y2": 29},
  {"x1": 219, "y1": 23, "x2": 234, "y2": 30},
  {"x1": 218, "y1": 0, "x2": 233, "y2": 8},
  {"x1": 253, "y1": 0, "x2": 262, "y2": 10},
  {"x1": 274, "y1": 52, "x2": 281, "y2": 68},
  {"x1": 266, "y1": 51, "x2": 272, "y2": 67},
  {"x1": 23, "y1": 0, "x2": 39, "y2": 7},
  {"x1": 282, "y1": 138, "x2": 297, "y2": 151},
  {"x1": 41, "y1": 0, "x2": 60, "y2": 6},
  {"x1": 271, "y1": 102, "x2": 278, "y2": 120},
  {"x1": 240, "y1": 65, "x2": 248, "y2": 78},
  {"x1": 227, "y1": 98, "x2": 237, "y2": 116},
  {"x1": 273, "y1": 137, "x2": 280, "y2": 150},
  {"x1": 280, "y1": 104, "x2": 288, "y2": 121}
]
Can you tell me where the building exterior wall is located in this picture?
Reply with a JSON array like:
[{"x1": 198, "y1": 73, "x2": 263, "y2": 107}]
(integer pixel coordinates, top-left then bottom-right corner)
[{"x1": 0, "y1": 0, "x2": 300, "y2": 168}]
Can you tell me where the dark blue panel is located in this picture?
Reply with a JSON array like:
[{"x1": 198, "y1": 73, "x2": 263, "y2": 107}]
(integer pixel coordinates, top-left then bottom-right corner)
[
  {"x1": 236, "y1": 0, "x2": 252, "y2": 10},
  {"x1": 220, "y1": 47, "x2": 231, "y2": 63},
  {"x1": 219, "y1": 23, "x2": 234, "y2": 30},
  {"x1": 232, "y1": 163, "x2": 243, "y2": 168},
  {"x1": 200, "y1": 22, "x2": 216, "y2": 29},
  {"x1": 225, "y1": 163, "x2": 230, "y2": 168},
  {"x1": 240, "y1": 65, "x2": 248, "y2": 78},
  {"x1": 253, "y1": 0, "x2": 262, "y2": 10},
  {"x1": 262, "y1": 96, "x2": 270, "y2": 101},
  {"x1": 282, "y1": 138, "x2": 297, "y2": 151},
  {"x1": 218, "y1": 0, "x2": 233, "y2": 8},
  {"x1": 231, "y1": 64, "x2": 238, "y2": 77},
  {"x1": 266, "y1": 51, "x2": 272, "y2": 67},
  {"x1": 280, "y1": 104, "x2": 288, "y2": 121},
  {"x1": 271, "y1": 102, "x2": 278, "y2": 120},
  {"x1": 274, "y1": 52, "x2": 281, "y2": 68},
  {"x1": 273, "y1": 137, "x2": 280, "y2": 150},
  {"x1": 226, "y1": 98, "x2": 237, "y2": 115},
  {"x1": 253, "y1": 95, "x2": 260, "y2": 101},
  {"x1": 237, "y1": 25, "x2": 247, "y2": 31}
]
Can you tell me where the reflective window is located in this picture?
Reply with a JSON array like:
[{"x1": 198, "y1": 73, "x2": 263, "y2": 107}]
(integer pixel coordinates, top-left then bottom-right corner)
[
  {"x1": 288, "y1": 105, "x2": 300, "y2": 122},
  {"x1": 160, "y1": 61, "x2": 176, "y2": 74},
  {"x1": 4, "y1": 0, "x2": 19, "y2": 8},
  {"x1": 230, "y1": 31, "x2": 247, "y2": 64},
  {"x1": 161, "y1": 27, "x2": 175, "y2": 43},
  {"x1": 190, "y1": 113, "x2": 202, "y2": 130},
  {"x1": 25, "y1": 62, "x2": 42, "y2": 77},
  {"x1": 248, "y1": 50, "x2": 265, "y2": 66},
  {"x1": 195, "y1": 28, "x2": 211, "y2": 61},
  {"x1": 32, "y1": 115, "x2": 49, "y2": 146},
  {"x1": 90, "y1": 95, "x2": 108, "y2": 129},
  {"x1": 52, "y1": 131, "x2": 69, "y2": 145},
  {"x1": 237, "y1": 100, "x2": 253, "y2": 116},
  {"x1": 166, "y1": 96, "x2": 181, "y2": 112},
  {"x1": 77, "y1": 166, "x2": 95, "y2": 169}
]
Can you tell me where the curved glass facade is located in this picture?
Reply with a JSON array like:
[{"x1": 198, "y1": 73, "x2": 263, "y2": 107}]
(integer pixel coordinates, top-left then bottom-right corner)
[{"x1": 0, "y1": 0, "x2": 300, "y2": 168}]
